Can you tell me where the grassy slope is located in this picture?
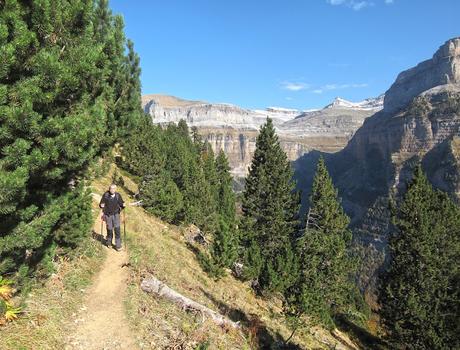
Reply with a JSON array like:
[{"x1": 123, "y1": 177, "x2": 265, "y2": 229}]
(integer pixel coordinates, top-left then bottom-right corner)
[
  {"x1": 0, "y1": 165, "x2": 356, "y2": 349},
  {"x1": 0, "y1": 176, "x2": 108, "y2": 349},
  {"x1": 117, "y1": 166, "x2": 355, "y2": 350}
]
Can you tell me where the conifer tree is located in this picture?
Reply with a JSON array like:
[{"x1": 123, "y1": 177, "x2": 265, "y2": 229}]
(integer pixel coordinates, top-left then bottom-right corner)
[
  {"x1": 177, "y1": 119, "x2": 190, "y2": 138},
  {"x1": 0, "y1": 0, "x2": 143, "y2": 278},
  {"x1": 284, "y1": 157, "x2": 355, "y2": 329},
  {"x1": 215, "y1": 150, "x2": 236, "y2": 225},
  {"x1": 182, "y1": 153, "x2": 216, "y2": 232},
  {"x1": 211, "y1": 218, "x2": 238, "y2": 270},
  {"x1": 379, "y1": 166, "x2": 460, "y2": 349},
  {"x1": 240, "y1": 118, "x2": 300, "y2": 293},
  {"x1": 202, "y1": 143, "x2": 219, "y2": 207},
  {"x1": 140, "y1": 171, "x2": 183, "y2": 223},
  {"x1": 121, "y1": 118, "x2": 166, "y2": 177}
]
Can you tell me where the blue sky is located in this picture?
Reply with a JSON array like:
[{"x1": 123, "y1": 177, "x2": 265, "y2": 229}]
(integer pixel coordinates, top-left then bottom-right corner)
[{"x1": 110, "y1": 0, "x2": 458, "y2": 110}]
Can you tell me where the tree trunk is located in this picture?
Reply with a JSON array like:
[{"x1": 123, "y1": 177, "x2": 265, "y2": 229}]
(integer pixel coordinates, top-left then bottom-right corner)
[{"x1": 140, "y1": 277, "x2": 240, "y2": 329}]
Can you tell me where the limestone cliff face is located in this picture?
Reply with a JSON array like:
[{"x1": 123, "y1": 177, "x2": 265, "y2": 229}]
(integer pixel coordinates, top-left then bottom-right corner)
[
  {"x1": 141, "y1": 95, "x2": 381, "y2": 177},
  {"x1": 330, "y1": 38, "x2": 460, "y2": 223},
  {"x1": 384, "y1": 37, "x2": 460, "y2": 113},
  {"x1": 292, "y1": 37, "x2": 460, "y2": 298}
]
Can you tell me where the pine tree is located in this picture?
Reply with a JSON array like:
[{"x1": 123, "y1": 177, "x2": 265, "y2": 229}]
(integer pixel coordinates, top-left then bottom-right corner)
[
  {"x1": 164, "y1": 123, "x2": 192, "y2": 190},
  {"x1": 140, "y1": 171, "x2": 183, "y2": 223},
  {"x1": 0, "y1": 0, "x2": 143, "y2": 279},
  {"x1": 182, "y1": 153, "x2": 216, "y2": 231},
  {"x1": 379, "y1": 165, "x2": 460, "y2": 349},
  {"x1": 241, "y1": 118, "x2": 300, "y2": 293},
  {"x1": 177, "y1": 119, "x2": 190, "y2": 138},
  {"x1": 121, "y1": 118, "x2": 166, "y2": 177},
  {"x1": 202, "y1": 143, "x2": 219, "y2": 207},
  {"x1": 211, "y1": 218, "x2": 238, "y2": 269},
  {"x1": 284, "y1": 156, "x2": 355, "y2": 329},
  {"x1": 215, "y1": 150, "x2": 236, "y2": 225},
  {"x1": 197, "y1": 149, "x2": 238, "y2": 279}
]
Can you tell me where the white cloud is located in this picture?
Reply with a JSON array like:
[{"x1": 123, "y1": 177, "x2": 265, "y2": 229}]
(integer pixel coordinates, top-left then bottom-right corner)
[
  {"x1": 326, "y1": 0, "x2": 374, "y2": 11},
  {"x1": 385, "y1": 0, "x2": 394, "y2": 4},
  {"x1": 310, "y1": 83, "x2": 368, "y2": 94},
  {"x1": 325, "y1": 83, "x2": 368, "y2": 90},
  {"x1": 281, "y1": 81, "x2": 310, "y2": 91},
  {"x1": 280, "y1": 79, "x2": 368, "y2": 95},
  {"x1": 352, "y1": 1, "x2": 369, "y2": 10}
]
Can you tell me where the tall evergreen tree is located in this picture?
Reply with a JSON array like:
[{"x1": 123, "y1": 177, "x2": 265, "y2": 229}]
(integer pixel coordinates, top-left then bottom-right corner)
[
  {"x1": 284, "y1": 157, "x2": 355, "y2": 329},
  {"x1": 140, "y1": 171, "x2": 183, "y2": 223},
  {"x1": 121, "y1": 118, "x2": 166, "y2": 177},
  {"x1": 379, "y1": 165, "x2": 460, "y2": 349},
  {"x1": 0, "y1": 0, "x2": 143, "y2": 279},
  {"x1": 198, "y1": 217, "x2": 239, "y2": 279},
  {"x1": 202, "y1": 143, "x2": 219, "y2": 207},
  {"x1": 182, "y1": 152, "x2": 216, "y2": 232},
  {"x1": 241, "y1": 118, "x2": 300, "y2": 293},
  {"x1": 215, "y1": 150, "x2": 236, "y2": 225}
]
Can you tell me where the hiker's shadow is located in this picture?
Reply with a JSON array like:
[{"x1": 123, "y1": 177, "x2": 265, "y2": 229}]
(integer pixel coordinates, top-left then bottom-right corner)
[{"x1": 91, "y1": 230, "x2": 106, "y2": 245}]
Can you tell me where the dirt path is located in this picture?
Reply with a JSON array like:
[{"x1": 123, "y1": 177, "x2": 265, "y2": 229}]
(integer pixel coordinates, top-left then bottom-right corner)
[{"x1": 65, "y1": 214, "x2": 138, "y2": 350}]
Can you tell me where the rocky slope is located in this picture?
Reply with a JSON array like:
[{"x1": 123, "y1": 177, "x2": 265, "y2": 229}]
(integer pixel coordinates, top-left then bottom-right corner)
[
  {"x1": 332, "y1": 37, "x2": 460, "y2": 221},
  {"x1": 142, "y1": 94, "x2": 382, "y2": 177},
  {"x1": 293, "y1": 37, "x2": 460, "y2": 298}
]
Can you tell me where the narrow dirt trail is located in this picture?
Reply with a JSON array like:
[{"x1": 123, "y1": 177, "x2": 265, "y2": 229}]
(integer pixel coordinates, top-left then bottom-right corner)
[{"x1": 65, "y1": 212, "x2": 139, "y2": 350}]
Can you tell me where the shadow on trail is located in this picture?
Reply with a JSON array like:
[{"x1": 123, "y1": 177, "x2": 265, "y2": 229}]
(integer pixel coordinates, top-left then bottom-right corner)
[{"x1": 91, "y1": 229, "x2": 106, "y2": 245}]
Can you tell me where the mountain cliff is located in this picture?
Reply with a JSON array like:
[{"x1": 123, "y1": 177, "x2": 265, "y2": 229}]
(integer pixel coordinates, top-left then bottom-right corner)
[
  {"x1": 330, "y1": 37, "x2": 460, "y2": 221},
  {"x1": 292, "y1": 37, "x2": 460, "y2": 298},
  {"x1": 142, "y1": 94, "x2": 382, "y2": 177}
]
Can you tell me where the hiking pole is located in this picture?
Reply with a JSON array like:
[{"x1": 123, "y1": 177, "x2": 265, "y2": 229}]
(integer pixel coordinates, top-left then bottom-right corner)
[
  {"x1": 101, "y1": 212, "x2": 106, "y2": 245},
  {"x1": 123, "y1": 209, "x2": 127, "y2": 251}
]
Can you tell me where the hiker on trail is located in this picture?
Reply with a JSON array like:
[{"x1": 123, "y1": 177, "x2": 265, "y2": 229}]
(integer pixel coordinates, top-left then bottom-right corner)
[{"x1": 99, "y1": 184, "x2": 125, "y2": 251}]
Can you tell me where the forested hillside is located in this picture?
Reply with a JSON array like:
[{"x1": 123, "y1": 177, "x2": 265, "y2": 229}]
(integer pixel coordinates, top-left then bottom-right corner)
[
  {"x1": 0, "y1": 0, "x2": 142, "y2": 290},
  {"x1": 1, "y1": 1, "x2": 459, "y2": 349}
]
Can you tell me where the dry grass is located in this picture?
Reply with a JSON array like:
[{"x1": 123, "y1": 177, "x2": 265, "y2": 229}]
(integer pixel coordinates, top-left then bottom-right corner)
[
  {"x1": 115, "y1": 164, "x2": 352, "y2": 350},
  {"x1": 451, "y1": 136, "x2": 460, "y2": 160},
  {"x1": 0, "y1": 176, "x2": 108, "y2": 349},
  {"x1": 0, "y1": 164, "x2": 355, "y2": 349}
]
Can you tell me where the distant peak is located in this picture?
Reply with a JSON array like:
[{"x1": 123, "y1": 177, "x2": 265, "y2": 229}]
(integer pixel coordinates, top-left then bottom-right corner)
[
  {"x1": 265, "y1": 106, "x2": 300, "y2": 113},
  {"x1": 434, "y1": 37, "x2": 460, "y2": 62},
  {"x1": 384, "y1": 37, "x2": 460, "y2": 113},
  {"x1": 324, "y1": 95, "x2": 384, "y2": 110}
]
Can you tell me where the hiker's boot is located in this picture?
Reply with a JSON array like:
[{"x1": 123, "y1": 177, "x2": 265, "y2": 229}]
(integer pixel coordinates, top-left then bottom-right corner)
[
  {"x1": 106, "y1": 229, "x2": 113, "y2": 248},
  {"x1": 114, "y1": 226, "x2": 122, "y2": 251}
]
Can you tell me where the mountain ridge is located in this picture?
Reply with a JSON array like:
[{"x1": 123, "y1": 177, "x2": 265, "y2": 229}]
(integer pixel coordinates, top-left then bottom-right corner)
[
  {"x1": 292, "y1": 36, "x2": 460, "y2": 300},
  {"x1": 142, "y1": 94, "x2": 382, "y2": 177}
]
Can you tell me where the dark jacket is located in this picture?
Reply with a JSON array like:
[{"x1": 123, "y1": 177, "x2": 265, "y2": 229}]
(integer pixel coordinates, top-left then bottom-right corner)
[{"x1": 99, "y1": 191, "x2": 125, "y2": 215}]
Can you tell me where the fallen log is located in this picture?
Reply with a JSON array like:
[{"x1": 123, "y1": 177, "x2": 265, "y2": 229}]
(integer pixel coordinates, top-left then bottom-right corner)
[{"x1": 140, "y1": 276, "x2": 240, "y2": 329}]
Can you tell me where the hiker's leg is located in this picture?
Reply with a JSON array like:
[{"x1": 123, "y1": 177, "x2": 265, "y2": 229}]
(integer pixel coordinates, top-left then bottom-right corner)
[
  {"x1": 106, "y1": 215, "x2": 114, "y2": 246},
  {"x1": 114, "y1": 213, "x2": 121, "y2": 249}
]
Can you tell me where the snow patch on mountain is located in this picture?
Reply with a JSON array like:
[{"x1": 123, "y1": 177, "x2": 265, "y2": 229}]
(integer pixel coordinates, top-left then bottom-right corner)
[{"x1": 324, "y1": 95, "x2": 385, "y2": 110}]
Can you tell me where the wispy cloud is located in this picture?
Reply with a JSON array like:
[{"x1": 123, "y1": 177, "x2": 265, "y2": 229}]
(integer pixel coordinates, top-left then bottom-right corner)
[
  {"x1": 280, "y1": 81, "x2": 310, "y2": 91},
  {"x1": 385, "y1": 0, "x2": 394, "y2": 4},
  {"x1": 311, "y1": 83, "x2": 368, "y2": 94},
  {"x1": 280, "y1": 79, "x2": 368, "y2": 94},
  {"x1": 326, "y1": 0, "x2": 374, "y2": 11}
]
